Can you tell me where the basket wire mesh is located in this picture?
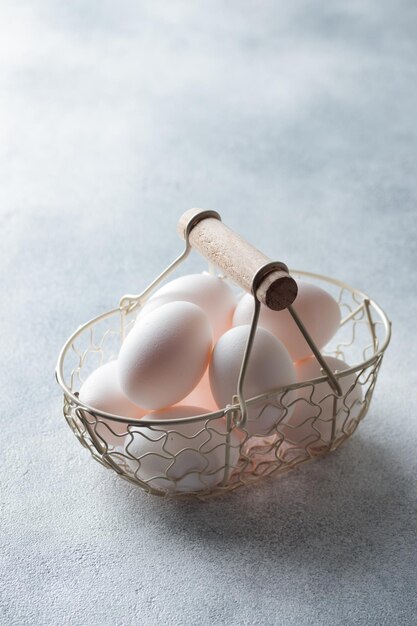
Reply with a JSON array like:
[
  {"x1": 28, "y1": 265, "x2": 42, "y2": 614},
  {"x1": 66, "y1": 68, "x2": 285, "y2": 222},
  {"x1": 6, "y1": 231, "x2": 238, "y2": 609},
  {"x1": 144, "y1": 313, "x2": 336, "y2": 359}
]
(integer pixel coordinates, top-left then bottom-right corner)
[{"x1": 56, "y1": 215, "x2": 391, "y2": 500}]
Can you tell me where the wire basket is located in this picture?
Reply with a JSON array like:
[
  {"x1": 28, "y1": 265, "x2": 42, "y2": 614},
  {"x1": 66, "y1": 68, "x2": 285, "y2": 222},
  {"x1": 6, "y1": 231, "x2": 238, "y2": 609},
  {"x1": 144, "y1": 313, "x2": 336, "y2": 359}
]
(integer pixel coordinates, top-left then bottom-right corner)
[{"x1": 56, "y1": 210, "x2": 391, "y2": 500}]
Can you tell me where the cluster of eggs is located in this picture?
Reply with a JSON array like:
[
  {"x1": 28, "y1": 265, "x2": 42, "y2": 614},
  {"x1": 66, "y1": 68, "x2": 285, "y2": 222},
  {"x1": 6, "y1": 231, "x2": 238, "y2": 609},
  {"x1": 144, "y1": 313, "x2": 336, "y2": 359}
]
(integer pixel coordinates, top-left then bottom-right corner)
[{"x1": 79, "y1": 273, "x2": 363, "y2": 493}]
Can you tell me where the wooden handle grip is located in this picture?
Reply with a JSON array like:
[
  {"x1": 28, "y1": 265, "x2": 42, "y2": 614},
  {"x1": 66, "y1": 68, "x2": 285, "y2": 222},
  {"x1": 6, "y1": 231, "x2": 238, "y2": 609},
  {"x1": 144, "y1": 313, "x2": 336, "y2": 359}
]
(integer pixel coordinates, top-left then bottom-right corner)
[{"x1": 177, "y1": 209, "x2": 297, "y2": 311}]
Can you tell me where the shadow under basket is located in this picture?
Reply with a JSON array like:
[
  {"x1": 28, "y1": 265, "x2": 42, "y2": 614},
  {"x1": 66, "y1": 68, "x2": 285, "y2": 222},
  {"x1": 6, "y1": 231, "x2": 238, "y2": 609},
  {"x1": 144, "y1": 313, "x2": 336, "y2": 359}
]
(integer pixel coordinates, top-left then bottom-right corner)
[{"x1": 56, "y1": 211, "x2": 391, "y2": 500}]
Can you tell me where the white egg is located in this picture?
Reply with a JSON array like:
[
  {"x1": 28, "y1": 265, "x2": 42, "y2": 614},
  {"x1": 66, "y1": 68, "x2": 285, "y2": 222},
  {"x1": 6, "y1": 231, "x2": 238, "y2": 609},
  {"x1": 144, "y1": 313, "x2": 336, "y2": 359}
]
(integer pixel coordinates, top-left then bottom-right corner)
[
  {"x1": 122, "y1": 405, "x2": 241, "y2": 493},
  {"x1": 118, "y1": 301, "x2": 212, "y2": 410},
  {"x1": 233, "y1": 281, "x2": 341, "y2": 361},
  {"x1": 79, "y1": 361, "x2": 146, "y2": 448},
  {"x1": 279, "y1": 355, "x2": 363, "y2": 460},
  {"x1": 138, "y1": 272, "x2": 236, "y2": 340},
  {"x1": 209, "y1": 325, "x2": 296, "y2": 437}
]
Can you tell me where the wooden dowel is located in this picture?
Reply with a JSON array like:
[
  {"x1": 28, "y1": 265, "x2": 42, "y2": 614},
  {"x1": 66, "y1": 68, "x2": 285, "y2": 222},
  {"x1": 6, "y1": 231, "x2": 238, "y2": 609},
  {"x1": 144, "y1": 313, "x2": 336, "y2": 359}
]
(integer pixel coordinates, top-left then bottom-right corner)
[{"x1": 177, "y1": 209, "x2": 298, "y2": 311}]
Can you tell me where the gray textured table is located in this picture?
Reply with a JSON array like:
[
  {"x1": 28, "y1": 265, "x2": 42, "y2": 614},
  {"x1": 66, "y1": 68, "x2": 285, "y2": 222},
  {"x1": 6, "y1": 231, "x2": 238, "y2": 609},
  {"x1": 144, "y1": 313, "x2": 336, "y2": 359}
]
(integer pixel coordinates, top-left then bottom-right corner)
[{"x1": 2, "y1": 2, "x2": 416, "y2": 625}]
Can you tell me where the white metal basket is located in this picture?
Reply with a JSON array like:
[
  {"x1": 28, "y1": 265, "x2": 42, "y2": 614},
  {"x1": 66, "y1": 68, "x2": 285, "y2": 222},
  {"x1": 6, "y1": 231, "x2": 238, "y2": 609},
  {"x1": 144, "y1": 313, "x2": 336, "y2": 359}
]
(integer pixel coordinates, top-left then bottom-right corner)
[{"x1": 56, "y1": 210, "x2": 391, "y2": 500}]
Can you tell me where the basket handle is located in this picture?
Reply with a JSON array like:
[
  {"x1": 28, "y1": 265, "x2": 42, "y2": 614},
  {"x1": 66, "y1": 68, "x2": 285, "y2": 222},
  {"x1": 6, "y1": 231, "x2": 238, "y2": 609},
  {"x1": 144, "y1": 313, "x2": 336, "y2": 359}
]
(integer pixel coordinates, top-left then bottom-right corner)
[
  {"x1": 178, "y1": 209, "x2": 342, "y2": 425},
  {"x1": 178, "y1": 209, "x2": 298, "y2": 311}
]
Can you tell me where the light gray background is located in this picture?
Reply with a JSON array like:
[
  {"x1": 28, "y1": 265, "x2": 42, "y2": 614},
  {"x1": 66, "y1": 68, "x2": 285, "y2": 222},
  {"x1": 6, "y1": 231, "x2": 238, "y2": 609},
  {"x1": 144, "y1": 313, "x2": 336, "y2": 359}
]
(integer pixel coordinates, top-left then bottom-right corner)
[{"x1": 1, "y1": 1, "x2": 416, "y2": 625}]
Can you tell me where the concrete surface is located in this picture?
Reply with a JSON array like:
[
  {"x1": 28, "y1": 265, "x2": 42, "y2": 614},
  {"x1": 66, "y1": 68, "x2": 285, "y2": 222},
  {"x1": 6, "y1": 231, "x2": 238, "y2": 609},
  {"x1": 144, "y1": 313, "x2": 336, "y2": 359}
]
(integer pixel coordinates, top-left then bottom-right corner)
[{"x1": 1, "y1": 1, "x2": 417, "y2": 624}]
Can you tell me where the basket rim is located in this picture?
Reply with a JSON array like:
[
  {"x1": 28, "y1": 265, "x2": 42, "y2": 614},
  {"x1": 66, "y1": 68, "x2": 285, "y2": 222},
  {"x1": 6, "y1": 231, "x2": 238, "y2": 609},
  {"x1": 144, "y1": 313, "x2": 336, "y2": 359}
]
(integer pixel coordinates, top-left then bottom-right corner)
[{"x1": 56, "y1": 269, "x2": 391, "y2": 426}]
